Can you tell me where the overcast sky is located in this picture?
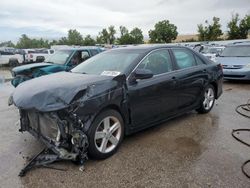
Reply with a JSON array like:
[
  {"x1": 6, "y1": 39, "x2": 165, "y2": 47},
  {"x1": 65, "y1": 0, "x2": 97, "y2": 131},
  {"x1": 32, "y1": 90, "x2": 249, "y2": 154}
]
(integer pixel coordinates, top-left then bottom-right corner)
[{"x1": 0, "y1": 0, "x2": 250, "y2": 42}]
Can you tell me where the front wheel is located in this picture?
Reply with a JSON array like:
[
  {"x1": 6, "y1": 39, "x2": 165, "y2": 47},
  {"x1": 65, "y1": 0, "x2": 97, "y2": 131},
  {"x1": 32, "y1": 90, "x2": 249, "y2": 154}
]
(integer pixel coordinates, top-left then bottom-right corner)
[
  {"x1": 87, "y1": 109, "x2": 124, "y2": 159},
  {"x1": 196, "y1": 84, "x2": 215, "y2": 114}
]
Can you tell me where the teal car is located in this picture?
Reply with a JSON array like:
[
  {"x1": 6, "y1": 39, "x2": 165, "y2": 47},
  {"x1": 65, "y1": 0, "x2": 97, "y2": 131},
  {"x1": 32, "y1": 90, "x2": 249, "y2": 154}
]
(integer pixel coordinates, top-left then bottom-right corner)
[{"x1": 11, "y1": 47, "x2": 103, "y2": 87}]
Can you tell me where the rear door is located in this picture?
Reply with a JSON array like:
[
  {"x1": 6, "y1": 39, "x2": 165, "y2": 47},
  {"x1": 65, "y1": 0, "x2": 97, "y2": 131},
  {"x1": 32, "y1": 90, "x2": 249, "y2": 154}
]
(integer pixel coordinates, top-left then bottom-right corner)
[
  {"x1": 128, "y1": 49, "x2": 179, "y2": 129},
  {"x1": 170, "y1": 48, "x2": 209, "y2": 110}
]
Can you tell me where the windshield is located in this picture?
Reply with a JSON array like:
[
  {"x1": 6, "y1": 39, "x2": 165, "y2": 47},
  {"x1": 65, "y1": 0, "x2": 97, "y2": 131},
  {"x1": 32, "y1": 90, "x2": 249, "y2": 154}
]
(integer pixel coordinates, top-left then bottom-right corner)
[
  {"x1": 72, "y1": 51, "x2": 141, "y2": 76},
  {"x1": 220, "y1": 46, "x2": 250, "y2": 57},
  {"x1": 46, "y1": 50, "x2": 72, "y2": 64}
]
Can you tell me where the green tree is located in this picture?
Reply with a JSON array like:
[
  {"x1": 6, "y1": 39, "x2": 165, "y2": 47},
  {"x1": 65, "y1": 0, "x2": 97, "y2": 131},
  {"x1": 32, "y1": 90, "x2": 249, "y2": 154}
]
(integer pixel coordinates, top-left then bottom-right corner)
[
  {"x1": 119, "y1": 26, "x2": 129, "y2": 37},
  {"x1": 67, "y1": 29, "x2": 83, "y2": 45},
  {"x1": 83, "y1": 35, "x2": 96, "y2": 46},
  {"x1": 57, "y1": 37, "x2": 68, "y2": 45},
  {"x1": 96, "y1": 28, "x2": 109, "y2": 44},
  {"x1": 227, "y1": 13, "x2": 241, "y2": 39},
  {"x1": 108, "y1": 26, "x2": 116, "y2": 44},
  {"x1": 96, "y1": 26, "x2": 116, "y2": 44},
  {"x1": 130, "y1": 27, "x2": 144, "y2": 44},
  {"x1": 239, "y1": 14, "x2": 250, "y2": 39},
  {"x1": 16, "y1": 34, "x2": 32, "y2": 48},
  {"x1": 49, "y1": 40, "x2": 59, "y2": 46},
  {"x1": 198, "y1": 17, "x2": 223, "y2": 41},
  {"x1": 149, "y1": 20, "x2": 178, "y2": 43},
  {"x1": 0, "y1": 41, "x2": 15, "y2": 47},
  {"x1": 117, "y1": 26, "x2": 144, "y2": 45},
  {"x1": 118, "y1": 26, "x2": 132, "y2": 45},
  {"x1": 16, "y1": 34, "x2": 51, "y2": 48}
]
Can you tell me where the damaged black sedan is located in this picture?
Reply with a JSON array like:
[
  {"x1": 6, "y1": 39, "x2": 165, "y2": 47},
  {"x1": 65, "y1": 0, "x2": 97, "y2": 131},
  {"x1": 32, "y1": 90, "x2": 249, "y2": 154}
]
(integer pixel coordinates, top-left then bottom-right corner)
[{"x1": 11, "y1": 45, "x2": 223, "y2": 173}]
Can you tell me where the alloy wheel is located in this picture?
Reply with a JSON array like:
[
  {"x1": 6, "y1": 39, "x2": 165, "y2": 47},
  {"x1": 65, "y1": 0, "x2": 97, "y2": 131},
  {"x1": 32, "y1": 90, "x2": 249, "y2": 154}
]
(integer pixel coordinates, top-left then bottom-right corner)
[
  {"x1": 94, "y1": 116, "x2": 122, "y2": 153},
  {"x1": 203, "y1": 87, "x2": 215, "y2": 110}
]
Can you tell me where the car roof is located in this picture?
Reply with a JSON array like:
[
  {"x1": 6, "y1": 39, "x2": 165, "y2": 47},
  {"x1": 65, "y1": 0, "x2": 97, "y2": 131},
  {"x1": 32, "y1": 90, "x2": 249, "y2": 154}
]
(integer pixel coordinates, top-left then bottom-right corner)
[
  {"x1": 109, "y1": 44, "x2": 189, "y2": 53},
  {"x1": 58, "y1": 46, "x2": 102, "y2": 51}
]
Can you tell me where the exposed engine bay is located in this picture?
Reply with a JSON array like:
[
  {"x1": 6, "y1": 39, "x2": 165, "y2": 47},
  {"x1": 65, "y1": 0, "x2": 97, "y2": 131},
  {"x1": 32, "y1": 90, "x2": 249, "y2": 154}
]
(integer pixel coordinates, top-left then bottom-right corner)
[{"x1": 18, "y1": 109, "x2": 89, "y2": 176}]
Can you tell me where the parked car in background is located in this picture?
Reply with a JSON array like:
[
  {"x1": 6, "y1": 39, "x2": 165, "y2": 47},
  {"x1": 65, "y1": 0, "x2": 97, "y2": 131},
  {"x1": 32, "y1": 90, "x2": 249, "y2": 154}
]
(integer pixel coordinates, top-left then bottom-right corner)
[
  {"x1": 201, "y1": 46, "x2": 225, "y2": 62},
  {"x1": 23, "y1": 49, "x2": 35, "y2": 63},
  {"x1": 11, "y1": 47, "x2": 103, "y2": 87},
  {"x1": 11, "y1": 45, "x2": 223, "y2": 163},
  {"x1": 216, "y1": 43, "x2": 250, "y2": 80},
  {"x1": 24, "y1": 49, "x2": 55, "y2": 63},
  {"x1": 0, "y1": 50, "x2": 24, "y2": 66}
]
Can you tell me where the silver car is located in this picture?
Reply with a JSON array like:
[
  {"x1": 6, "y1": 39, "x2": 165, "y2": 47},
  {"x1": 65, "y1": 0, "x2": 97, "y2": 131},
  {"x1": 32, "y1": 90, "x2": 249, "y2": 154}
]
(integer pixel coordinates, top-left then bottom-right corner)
[{"x1": 216, "y1": 43, "x2": 250, "y2": 80}]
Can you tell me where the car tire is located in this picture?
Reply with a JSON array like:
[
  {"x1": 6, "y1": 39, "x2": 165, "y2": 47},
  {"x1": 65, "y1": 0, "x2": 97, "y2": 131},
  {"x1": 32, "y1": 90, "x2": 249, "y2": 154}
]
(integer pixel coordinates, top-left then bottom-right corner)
[
  {"x1": 9, "y1": 59, "x2": 19, "y2": 67},
  {"x1": 87, "y1": 109, "x2": 124, "y2": 159},
  {"x1": 196, "y1": 84, "x2": 215, "y2": 114}
]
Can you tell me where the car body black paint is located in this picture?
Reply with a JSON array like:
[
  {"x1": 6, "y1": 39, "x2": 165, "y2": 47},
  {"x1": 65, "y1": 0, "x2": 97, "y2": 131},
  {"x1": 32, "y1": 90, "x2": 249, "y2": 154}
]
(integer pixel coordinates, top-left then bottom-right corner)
[{"x1": 12, "y1": 45, "x2": 223, "y2": 164}]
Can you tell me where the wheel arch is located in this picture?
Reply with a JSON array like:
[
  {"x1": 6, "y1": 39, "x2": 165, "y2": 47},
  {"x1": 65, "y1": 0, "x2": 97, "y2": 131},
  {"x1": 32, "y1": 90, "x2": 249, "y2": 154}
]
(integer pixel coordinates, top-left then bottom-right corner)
[
  {"x1": 210, "y1": 81, "x2": 218, "y2": 99},
  {"x1": 95, "y1": 103, "x2": 129, "y2": 134}
]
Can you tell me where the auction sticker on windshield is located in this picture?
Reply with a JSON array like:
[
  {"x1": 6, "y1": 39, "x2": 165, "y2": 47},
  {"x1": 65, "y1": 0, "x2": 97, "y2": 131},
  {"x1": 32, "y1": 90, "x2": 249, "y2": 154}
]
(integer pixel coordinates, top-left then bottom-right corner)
[{"x1": 101, "y1": 71, "x2": 121, "y2": 76}]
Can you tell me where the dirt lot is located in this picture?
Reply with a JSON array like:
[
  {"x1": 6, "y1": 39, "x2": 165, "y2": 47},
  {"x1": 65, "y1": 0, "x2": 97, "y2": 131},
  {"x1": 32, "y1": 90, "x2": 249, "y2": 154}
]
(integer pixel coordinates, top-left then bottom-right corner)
[{"x1": 0, "y1": 81, "x2": 250, "y2": 188}]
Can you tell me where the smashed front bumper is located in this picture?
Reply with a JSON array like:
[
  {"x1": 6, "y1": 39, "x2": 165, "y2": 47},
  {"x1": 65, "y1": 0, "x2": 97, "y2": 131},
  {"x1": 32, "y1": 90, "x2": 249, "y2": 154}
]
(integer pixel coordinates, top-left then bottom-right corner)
[{"x1": 18, "y1": 110, "x2": 89, "y2": 176}]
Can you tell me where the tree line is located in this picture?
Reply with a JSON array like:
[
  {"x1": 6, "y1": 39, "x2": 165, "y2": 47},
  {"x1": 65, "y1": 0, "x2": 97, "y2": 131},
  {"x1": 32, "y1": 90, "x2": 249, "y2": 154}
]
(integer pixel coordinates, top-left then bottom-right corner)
[{"x1": 0, "y1": 13, "x2": 249, "y2": 49}]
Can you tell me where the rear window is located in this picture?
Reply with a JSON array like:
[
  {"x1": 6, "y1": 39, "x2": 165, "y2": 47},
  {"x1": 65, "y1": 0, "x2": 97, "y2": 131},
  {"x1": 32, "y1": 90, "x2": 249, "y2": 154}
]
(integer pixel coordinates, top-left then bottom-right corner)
[
  {"x1": 220, "y1": 46, "x2": 250, "y2": 57},
  {"x1": 34, "y1": 49, "x2": 49, "y2": 54},
  {"x1": 172, "y1": 49, "x2": 196, "y2": 69}
]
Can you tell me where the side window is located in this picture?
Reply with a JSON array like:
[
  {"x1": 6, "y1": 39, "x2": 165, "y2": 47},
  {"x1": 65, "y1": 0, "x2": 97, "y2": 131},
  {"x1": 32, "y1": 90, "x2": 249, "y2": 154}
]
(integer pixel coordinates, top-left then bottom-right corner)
[
  {"x1": 81, "y1": 51, "x2": 90, "y2": 61},
  {"x1": 137, "y1": 49, "x2": 172, "y2": 75},
  {"x1": 195, "y1": 55, "x2": 206, "y2": 65},
  {"x1": 70, "y1": 51, "x2": 82, "y2": 66},
  {"x1": 172, "y1": 49, "x2": 196, "y2": 69},
  {"x1": 90, "y1": 49, "x2": 99, "y2": 56}
]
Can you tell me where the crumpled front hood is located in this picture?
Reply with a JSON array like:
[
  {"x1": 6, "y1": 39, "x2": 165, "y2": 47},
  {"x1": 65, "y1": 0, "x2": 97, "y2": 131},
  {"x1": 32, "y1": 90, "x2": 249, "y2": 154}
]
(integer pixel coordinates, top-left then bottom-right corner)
[
  {"x1": 39, "y1": 64, "x2": 66, "y2": 74},
  {"x1": 12, "y1": 62, "x2": 53, "y2": 73},
  {"x1": 13, "y1": 72, "x2": 112, "y2": 112}
]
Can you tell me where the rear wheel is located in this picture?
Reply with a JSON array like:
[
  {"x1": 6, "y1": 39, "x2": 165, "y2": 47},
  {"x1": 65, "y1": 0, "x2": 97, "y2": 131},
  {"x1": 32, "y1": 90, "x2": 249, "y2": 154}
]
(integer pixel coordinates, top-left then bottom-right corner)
[
  {"x1": 87, "y1": 109, "x2": 124, "y2": 159},
  {"x1": 196, "y1": 84, "x2": 215, "y2": 114}
]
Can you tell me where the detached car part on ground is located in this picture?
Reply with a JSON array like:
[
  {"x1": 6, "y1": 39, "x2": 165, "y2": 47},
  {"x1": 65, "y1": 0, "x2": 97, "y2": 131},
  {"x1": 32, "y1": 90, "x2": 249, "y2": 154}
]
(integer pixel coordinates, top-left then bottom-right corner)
[
  {"x1": 10, "y1": 46, "x2": 223, "y2": 175},
  {"x1": 11, "y1": 47, "x2": 103, "y2": 87}
]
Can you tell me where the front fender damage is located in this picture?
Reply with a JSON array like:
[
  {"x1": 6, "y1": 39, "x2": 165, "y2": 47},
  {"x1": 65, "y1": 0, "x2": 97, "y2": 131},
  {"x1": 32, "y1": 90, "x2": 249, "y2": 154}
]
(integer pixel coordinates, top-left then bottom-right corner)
[
  {"x1": 17, "y1": 74, "x2": 127, "y2": 176},
  {"x1": 18, "y1": 110, "x2": 89, "y2": 176}
]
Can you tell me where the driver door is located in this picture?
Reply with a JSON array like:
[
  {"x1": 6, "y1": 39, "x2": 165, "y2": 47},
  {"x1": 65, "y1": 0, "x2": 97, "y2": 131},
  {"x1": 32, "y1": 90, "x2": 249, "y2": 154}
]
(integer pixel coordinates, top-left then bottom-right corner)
[
  {"x1": 67, "y1": 50, "x2": 90, "y2": 68},
  {"x1": 127, "y1": 49, "x2": 178, "y2": 129}
]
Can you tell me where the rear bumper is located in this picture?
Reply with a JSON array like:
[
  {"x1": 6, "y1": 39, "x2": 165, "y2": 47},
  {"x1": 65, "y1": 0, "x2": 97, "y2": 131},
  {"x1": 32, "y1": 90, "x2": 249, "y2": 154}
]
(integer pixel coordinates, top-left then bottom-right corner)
[{"x1": 223, "y1": 68, "x2": 250, "y2": 80}]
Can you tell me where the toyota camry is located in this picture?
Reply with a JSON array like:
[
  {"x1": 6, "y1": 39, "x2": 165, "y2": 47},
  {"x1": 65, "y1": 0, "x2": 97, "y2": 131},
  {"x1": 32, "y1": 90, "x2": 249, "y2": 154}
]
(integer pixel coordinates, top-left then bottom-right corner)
[{"x1": 11, "y1": 45, "x2": 223, "y2": 170}]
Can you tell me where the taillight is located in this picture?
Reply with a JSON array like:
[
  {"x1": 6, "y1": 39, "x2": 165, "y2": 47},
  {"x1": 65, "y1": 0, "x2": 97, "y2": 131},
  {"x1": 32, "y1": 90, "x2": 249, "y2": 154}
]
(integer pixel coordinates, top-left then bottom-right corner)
[{"x1": 30, "y1": 54, "x2": 33, "y2": 58}]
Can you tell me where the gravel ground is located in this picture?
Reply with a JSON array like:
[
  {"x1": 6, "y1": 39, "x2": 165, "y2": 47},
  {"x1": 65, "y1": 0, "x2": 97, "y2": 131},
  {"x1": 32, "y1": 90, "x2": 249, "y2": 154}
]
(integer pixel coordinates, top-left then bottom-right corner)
[{"x1": 0, "y1": 81, "x2": 250, "y2": 188}]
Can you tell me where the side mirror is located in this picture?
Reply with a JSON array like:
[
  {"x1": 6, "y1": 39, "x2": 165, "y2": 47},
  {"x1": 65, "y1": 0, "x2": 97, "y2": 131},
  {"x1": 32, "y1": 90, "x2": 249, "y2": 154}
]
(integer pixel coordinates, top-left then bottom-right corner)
[{"x1": 134, "y1": 69, "x2": 153, "y2": 80}]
